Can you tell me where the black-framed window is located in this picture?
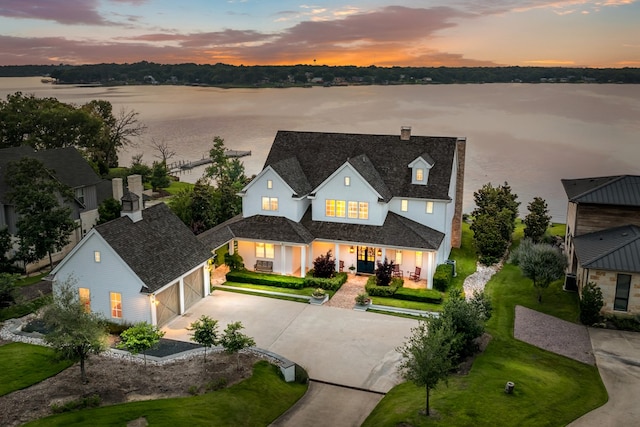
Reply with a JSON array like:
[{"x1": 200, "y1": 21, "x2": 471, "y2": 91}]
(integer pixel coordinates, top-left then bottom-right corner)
[{"x1": 614, "y1": 274, "x2": 631, "y2": 311}]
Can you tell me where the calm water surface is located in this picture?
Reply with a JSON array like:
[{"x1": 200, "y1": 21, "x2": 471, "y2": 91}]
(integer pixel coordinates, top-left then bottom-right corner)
[{"x1": 2, "y1": 77, "x2": 639, "y2": 222}]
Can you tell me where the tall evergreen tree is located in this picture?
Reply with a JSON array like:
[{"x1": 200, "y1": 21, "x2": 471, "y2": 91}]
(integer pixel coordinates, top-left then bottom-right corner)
[{"x1": 523, "y1": 197, "x2": 552, "y2": 243}]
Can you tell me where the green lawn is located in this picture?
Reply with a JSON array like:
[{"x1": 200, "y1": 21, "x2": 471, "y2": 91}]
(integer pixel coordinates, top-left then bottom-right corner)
[
  {"x1": 25, "y1": 361, "x2": 307, "y2": 427},
  {"x1": 363, "y1": 222, "x2": 607, "y2": 426},
  {"x1": 164, "y1": 180, "x2": 194, "y2": 195},
  {"x1": 17, "y1": 272, "x2": 50, "y2": 287},
  {"x1": 0, "y1": 343, "x2": 72, "y2": 396},
  {"x1": 213, "y1": 283, "x2": 311, "y2": 303}
]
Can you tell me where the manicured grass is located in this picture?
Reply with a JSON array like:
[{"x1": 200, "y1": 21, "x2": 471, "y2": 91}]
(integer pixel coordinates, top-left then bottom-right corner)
[
  {"x1": 370, "y1": 296, "x2": 443, "y2": 312},
  {"x1": 363, "y1": 222, "x2": 606, "y2": 426},
  {"x1": 17, "y1": 272, "x2": 49, "y2": 287},
  {"x1": 164, "y1": 180, "x2": 194, "y2": 195},
  {"x1": 213, "y1": 284, "x2": 311, "y2": 303},
  {"x1": 218, "y1": 282, "x2": 320, "y2": 296},
  {"x1": 25, "y1": 361, "x2": 307, "y2": 427},
  {"x1": 0, "y1": 342, "x2": 72, "y2": 396},
  {"x1": 0, "y1": 294, "x2": 52, "y2": 322},
  {"x1": 448, "y1": 222, "x2": 477, "y2": 292}
]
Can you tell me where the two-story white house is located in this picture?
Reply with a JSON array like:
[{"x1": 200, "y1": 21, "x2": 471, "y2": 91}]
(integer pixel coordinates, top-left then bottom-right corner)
[{"x1": 200, "y1": 128, "x2": 466, "y2": 288}]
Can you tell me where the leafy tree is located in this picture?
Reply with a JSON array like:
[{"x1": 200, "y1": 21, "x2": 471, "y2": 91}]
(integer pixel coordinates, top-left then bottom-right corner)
[
  {"x1": 524, "y1": 197, "x2": 552, "y2": 243},
  {"x1": 117, "y1": 322, "x2": 165, "y2": 367},
  {"x1": 397, "y1": 316, "x2": 454, "y2": 416},
  {"x1": 0, "y1": 273, "x2": 19, "y2": 308},
  {"x1": 220, "y1": 321, "x2": 256, "y2": 370},
  {"x1": 0, "y1": 227, "x2": 17, "y2": 273},
  {"x1": 97, "y1": 198, "x2": 121, "y2": 225},
  {"x1": 150, "y1": 161, "x2": 170, "y2": 191},
  {"x1": 510, "y1": 239, "x2": 567, "y2": 303},
  {"x1": 312, "y1": 250, "x2": 336, "y2": 278},
  {"x1": 375, "y1": 257, "x2": 394, "y2": 286},
  {"x1": 471, "y1": 182, "x2": 519, "y2": 265},
  {"x1": 6, "y1": 158, "x2": 77, "y2": 270},
  {"x1": 188, "y1": 315, "x2": 220, "y2": 362},
  {"x1": 580, "y1": 282, "x2": 604, "y2": 326},
  {"x1": 43, "y1": 280, "x2": 109, "y2": 383},
  {"x1": 128, "y1": 154, "x2": 152, "y2": 182}
]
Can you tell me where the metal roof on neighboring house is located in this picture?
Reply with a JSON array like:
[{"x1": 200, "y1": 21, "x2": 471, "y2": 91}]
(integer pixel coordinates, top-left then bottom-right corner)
[
  {"x1": 562, "y1": 175, "x2": 640, "y2": 206},
  {"x1": 573, "y1": 224, "x2": 640, "y2": 273},
  {"x1": 96, "y1": 203, "x2": 212, "y2": 293}
]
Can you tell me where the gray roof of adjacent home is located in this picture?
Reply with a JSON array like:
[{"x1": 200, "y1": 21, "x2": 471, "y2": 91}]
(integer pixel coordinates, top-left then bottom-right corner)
[
  {"x1": 562, "y1": 175, "x2": 640, "y2": 206},
  {"x1": 96, "y1": 203, "x2": 212, "y2": 293},
  {"x1": 264, "y1": 130, "x2": 458, "y2": 201},
  {"x1": 199, "y1": 208, "x2": 444, "y2": 251},
  {"x1": 198, "y1": 214, "x2": 316, "y2": 249},
  {"x1": 0, "y1": 146, "x2": 102, "y2": 204},
  {"x1": 573, "y1": 224, "x2": 640, "y2": 273}
]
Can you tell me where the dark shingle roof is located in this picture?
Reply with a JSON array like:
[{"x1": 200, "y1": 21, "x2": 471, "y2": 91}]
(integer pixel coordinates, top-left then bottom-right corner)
[
  {"x1": 96, "y1": 203, "x2": 212, "y2": 293},
  {"x1": 573, "y1": 224, "x2": 640, "y2": 273},
  {"x1": 562, "y1": 175, "x2": 640, "y2": 206},
  {"x1": 270, "y1": 157, "x2": 312, "y2": 197},
  {"x1": 264, "y1": 131, "x2": 458, "y2": 200},
  {"x1": 0, "y1": 146, "x2": 102, "y2": 204},
  {"x1": 347, "y1": 154, "x2": 392, "y2": 201},
  {"x1": 198, "y1": 214, "x2": 315, "y2": 248},
  {"x1": 198, "y1": 209, "x2": 444, "y2": 251}
]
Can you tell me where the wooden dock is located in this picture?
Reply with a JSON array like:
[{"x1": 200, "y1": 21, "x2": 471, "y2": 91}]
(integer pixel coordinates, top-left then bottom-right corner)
[{"x1": 168, "y1": 150, "x2": 251, "y2": 173}]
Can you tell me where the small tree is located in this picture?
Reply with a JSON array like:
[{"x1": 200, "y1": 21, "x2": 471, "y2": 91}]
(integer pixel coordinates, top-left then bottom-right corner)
[
  {"x1": 580, "y1": 282, "x2": 604, "y2": 326},
  {"x1": 312, "y1": 250, "x2": 336, "y2": 278},
  {"x1": 397, "y1": 316, "x2": 453, "y2": 416},
  {"x1": 524, "y1": 197, "x2": 552, "y2": 243},
  {"x1": 188, "y1": 315, "x2": 220, "y2": 362},
  {"x1": 97, "y1": 197, "x2": 121, "y2": 225},
  {"x1": 375, "y1": 257, "x2": 394, "y2": 286},
  {"x1": 43, "y1": 280, "x2": 109, "y2": 383},
  {"x1": 510, "y1": 239, "x2": 567, "y2": 303},
  {"x1": 0, "y1": 273, "x2": 19, "y2": 308},
  {"x1": 117, "y1": 322, "x2": 165, "y2": 367},
  {"x1": 150, "y1": 161, "x2": 170, "y2": 191},
  {"x1": 220, "y1": 321, "x2": 256, "y2": 370}
]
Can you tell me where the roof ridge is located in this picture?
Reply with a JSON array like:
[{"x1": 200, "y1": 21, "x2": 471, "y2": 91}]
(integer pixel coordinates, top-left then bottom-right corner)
[{"x1": 571, "y1": 175, "x2": 624, "y2": 201}]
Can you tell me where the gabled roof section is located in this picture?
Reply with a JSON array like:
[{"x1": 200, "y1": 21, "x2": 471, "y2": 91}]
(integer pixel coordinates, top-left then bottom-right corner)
[
  {"x1": 270, "y1": 157, "x2": 312, "y2": 197},
  {"x1": 198, "y1": 214, "x2": 315, "y2": 249},
  {"x1": 573, "y1": 224, "x2": 640, "y2": 273},
  {"x1": 264, "y1": 131, "x2": 458, "y2": 201},
  {"x1": 408, "y1": 152, "x2": 435, "y2": 168},
  {"x1": 95, "y1": 203, "x2": 212, "y2": 293},
  {"x1": 562, "y1": 175, "x2": 640, "y2": 206},
  {"x1": 347, "y1": 154, "x2": 392, "y2": 202},
  {"x1": 0, "y1": 146, "x2": 102, "y2": 204}
]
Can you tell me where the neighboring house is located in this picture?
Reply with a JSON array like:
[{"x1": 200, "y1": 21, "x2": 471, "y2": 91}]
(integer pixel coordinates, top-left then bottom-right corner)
[
  {"x1": 0, "y1": 146, "x2": 104, "y2": 272},
  {"x1": 199, "y1": 127, "x2": 466, "y2": 288},
  {"x1": 50, "y1": 197, "x2": 213, "y2": 326},
  {"x1": 562, "y1": 175, "x2": 640, "y2": 316}
]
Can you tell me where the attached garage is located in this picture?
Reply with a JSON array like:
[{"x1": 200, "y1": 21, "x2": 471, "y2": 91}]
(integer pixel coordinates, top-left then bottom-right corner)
[
  {"x1": 183, "y1": 268, "x2": 205, "y2": 312},
  {"x1": 155, "y1": 281, "x2": 180, "y2": 327}
]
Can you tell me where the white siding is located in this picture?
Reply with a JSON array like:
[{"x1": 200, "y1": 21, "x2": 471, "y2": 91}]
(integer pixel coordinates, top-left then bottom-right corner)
[
  {"x1": 312, "y1": 165, "x2": 386, "y2": 226},
  {"x1": 53, "y1": 233, "x2": 151, "y2": 325},
  {"x1": 389, "y1": 198, "x2": 449, "y2": 233},
  {"x1": 242, "y1": 169, "x2": 309, "y2": 221}
]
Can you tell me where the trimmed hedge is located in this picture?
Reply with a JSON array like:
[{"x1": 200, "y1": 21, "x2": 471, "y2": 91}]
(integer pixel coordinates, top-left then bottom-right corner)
[
  {"x1": 433, "y1": 264, "x2": 453, "y2": 292},
  {"x1": 394, "y1": 287, "x2": 443, "y2": 304},
  {"x1": 365, "y1": 276, "x2": 404, "y2": 297},
  {"x1": 303, "y1": 272, "x2": 348, "y2": 291},
  {"x1": 225, "y1": 270, "x2": 305, "y2": 289}
]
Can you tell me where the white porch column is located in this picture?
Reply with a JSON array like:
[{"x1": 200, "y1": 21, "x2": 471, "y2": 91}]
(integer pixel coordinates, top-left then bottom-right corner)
[
  {"x1": 300, "y1": 246, "x2": 307, "y2": 278},
  {"x1": 280, "y1": 245, "x2": 286, "y2": 275},
  {"x1": 228, "y1": 240, "x2": 235, "y2": 255},
  {"x1": 380, "y1": 248, "x2": 386, "y2": 262},
  {"x1": 179, "y1": 277, "x2": 185, "y2": 314},
  {"x1": 334, "y1": 243, "x2": 340, "y2": 272},
  {"x1": 204, "y1": 264, "x2": 211, "y2": 296},
  {"x1": 426, "y1": 252, "x2": 435, "y2": 289},
  {"x1": 150, "y1": 296, "x2": 157, "y2": 326}
]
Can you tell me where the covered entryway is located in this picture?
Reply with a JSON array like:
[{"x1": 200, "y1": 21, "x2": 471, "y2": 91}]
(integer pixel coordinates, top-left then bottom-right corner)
[
  {"x1": 183, "y1": 268, "x2": 205, "y2": 311},
  {"x1": 156, "y1": 282, "x2": 180, "y2": 326},
  {"x1": 357, "y1": 246, "x2": 376, "y2": 274}
]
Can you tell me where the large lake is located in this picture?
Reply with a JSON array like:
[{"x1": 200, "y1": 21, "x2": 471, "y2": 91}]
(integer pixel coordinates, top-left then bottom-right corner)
[{"x1": 2, "y1": 77, "x2": 639, "y2": 222}]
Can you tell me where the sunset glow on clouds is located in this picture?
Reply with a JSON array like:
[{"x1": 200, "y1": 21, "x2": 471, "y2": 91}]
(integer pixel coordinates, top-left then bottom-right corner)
[{"x1": 0, "y1": 0, "x2": 638, "y2": 67}]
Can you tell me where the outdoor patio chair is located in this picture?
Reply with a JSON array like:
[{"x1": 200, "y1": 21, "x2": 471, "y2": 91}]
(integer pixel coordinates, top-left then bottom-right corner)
[
  {"x1": 408, "y1": 266, "x2": 421, "y2": 281},
  {"x1": 339, "y1": 260, "x2": 344, "y2": 272},
  {"x1": 392, "y1": 264, "x2": 403, "y2": 277}
]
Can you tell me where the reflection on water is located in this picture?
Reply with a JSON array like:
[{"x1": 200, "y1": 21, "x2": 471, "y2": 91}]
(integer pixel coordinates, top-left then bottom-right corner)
[{"x1": 2, "y1": 77, "x2": 639, "y2": 222}]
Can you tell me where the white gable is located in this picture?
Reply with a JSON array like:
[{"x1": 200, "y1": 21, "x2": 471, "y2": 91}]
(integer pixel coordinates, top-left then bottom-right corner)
[{"x1": 241, "y1": 166, "x2": 309, "y2": 221}]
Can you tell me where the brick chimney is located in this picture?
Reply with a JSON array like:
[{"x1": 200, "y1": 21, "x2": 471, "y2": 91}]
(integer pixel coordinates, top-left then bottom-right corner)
[
  {"x1": 127, "y1": 174, "x2": 144, "y2": 209},
  {"x1": 112, "y1": 177, "x2": 124, "y2": 202},
  {"x1": 451, "y1": 137, "x2": 466, "y2": 248},
  {"x1": 400, "y1": 126, "x2": 412, "y2": 141}
]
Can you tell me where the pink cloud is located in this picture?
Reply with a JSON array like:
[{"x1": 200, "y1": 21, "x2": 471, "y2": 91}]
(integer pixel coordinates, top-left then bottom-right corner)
[{"x1": 0, "y1": 0, "x2": 109, "y2": 25}]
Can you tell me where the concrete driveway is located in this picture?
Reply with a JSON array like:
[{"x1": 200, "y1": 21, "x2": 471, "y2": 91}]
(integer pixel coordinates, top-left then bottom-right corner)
[
  {"x1": 569, "y1": 328, "x2": 640, "y2": 427},
  {"x1": 162, "y1": 290, "x2": 418, "y2": 393}
]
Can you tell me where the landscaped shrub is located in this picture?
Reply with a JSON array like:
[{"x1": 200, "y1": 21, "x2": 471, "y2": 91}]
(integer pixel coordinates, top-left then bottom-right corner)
[
  {"x1": 304, "y1": 272, "x2": 347, "y2": 291},
  {"x1": 375, "y1": 258, "x2": 394, "y2": 286},
  {"x1": 313, "y1": 250, "x2": 336, "y2": 278},
  {"x1": 50, "y1": 394, "x2": 101, "y2": 413},
  {"x1": 224, "y1": 252, "x2": 245, "y2": 271},
  {"x1": 579, "y1": 282, "x2": 604, "y2": 326},
  {"x1": 394, "y1": 287, "x2": 443, "y2": 304},
  {"x1": 365, "y1": 276, "x2": 403, "y2": 297},
  {"x1": 433, "y1": 264, "x2": 453, "y2": 292},
  {"x1": 225, "y1": 270, "x2": 305, "y2": 289}
]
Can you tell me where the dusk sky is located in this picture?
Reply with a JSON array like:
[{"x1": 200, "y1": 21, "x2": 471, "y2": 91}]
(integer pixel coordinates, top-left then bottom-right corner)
[{"x1": 1, "y1": 0, "x2": 638, "y2": 67}]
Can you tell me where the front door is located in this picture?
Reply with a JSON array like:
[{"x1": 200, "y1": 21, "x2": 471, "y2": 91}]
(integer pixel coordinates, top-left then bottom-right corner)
[{"x1": 357, "y1": 246, "x2": 376, "y2": 274}]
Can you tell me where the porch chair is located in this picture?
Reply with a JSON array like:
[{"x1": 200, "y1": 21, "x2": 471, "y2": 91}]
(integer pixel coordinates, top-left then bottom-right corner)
[
  {"x1": 408, "y1": 266, "x2": 421, "y2": 281},
  {"x1": 392, "y1": 264, "x2": 403, "y2": 278},
  {"x1": 339, "y1": 260, "x2": 344, "y2": 272}
]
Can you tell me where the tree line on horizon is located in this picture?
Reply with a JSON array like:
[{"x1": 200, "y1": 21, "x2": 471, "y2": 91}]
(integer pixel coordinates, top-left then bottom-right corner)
[{"x1": 1, "y1": 62, "x2": 640, "y2": 85}]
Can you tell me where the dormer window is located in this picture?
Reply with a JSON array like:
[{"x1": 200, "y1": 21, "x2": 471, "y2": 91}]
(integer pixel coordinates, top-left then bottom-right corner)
[
  {"x1": 401, "y1": 199, "x2": 408, "y2": 212},
  {"x1": 408, "y1": 155, "x2": 434, "y2": 186},
  {"x1": 415, "y1": 169, "x2": 424, "y2": 182}
]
